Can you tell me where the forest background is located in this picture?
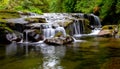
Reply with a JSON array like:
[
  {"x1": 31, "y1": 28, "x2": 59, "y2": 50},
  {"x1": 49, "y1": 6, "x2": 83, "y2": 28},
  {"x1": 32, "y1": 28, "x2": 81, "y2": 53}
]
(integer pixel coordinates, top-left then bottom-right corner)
[{"x1": 0, "y1": 0, "x2": 120, "y2": 25}]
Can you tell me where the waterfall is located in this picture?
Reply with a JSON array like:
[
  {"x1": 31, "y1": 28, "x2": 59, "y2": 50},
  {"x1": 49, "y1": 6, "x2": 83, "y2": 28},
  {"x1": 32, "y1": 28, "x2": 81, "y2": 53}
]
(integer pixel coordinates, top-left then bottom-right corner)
[
  {"x1": 24, "y1": 30, "x2": 29, "y2": 43},
  {"x1": 42, "y1": 24, "x2": 66, "y2": 38},
  {"x1": 68, "y1": 19, "x2": 84, "y2": 36},
  {"x1": 42, "y1": 24, "x2": 55, "y2": 38},
  {"x1": 90, "y1": 14, "x2": 102, "y2": 28},
  {"x1": 41, "y1": 13, "x2": 68, "y2": 38},
  {"x1": 23, "y1": 13, "x2": 102, "y2": 42},
  {"x1": 74, "y1": 20, "x2": 80, "y2": 35}
]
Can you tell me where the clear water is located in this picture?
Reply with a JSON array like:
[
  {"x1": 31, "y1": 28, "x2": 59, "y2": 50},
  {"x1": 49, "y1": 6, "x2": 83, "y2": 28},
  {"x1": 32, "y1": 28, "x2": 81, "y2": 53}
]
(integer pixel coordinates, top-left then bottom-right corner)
[{"x1": 0, "y1": 36, "x2": 120, "y2": 69}]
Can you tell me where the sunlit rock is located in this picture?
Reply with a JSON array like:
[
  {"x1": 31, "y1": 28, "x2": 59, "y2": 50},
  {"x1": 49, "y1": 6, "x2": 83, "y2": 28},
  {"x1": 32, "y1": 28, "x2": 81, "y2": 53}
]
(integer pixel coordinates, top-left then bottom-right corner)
[{"x1": 98, "y1": 25, "x2": 118, "y2": 37}]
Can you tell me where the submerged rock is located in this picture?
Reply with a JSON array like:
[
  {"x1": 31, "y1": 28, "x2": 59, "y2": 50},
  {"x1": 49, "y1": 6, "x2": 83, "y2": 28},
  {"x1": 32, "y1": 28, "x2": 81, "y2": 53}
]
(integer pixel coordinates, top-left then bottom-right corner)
[{"x1": 44, "y1": 35, "x2": 74, "y2": 45}]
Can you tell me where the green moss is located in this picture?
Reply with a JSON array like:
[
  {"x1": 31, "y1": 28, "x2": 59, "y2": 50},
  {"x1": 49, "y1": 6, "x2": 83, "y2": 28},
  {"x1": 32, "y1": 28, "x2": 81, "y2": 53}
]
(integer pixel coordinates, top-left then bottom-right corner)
[
  {"x1": 25, "y1": 18, "x2": 39, "y2": 23},
  {"x1": 63, "y1": 20, "x2": 73, "y2": 27},
  {"x1": 54, "y1": 32, "x2": 63, "y2": 37},
  {"x1": 0, "y1": 10, "x2": 20, "y2": 19},
  {"x1": 0, "y1": 22, "x2": 13, "y2": 33},
  {"x1": 102, "y1": 25, "x2": 117, "y2": 30},
  {"x1": 84, "y1": 19, "x2": 91, "y2": 34}
]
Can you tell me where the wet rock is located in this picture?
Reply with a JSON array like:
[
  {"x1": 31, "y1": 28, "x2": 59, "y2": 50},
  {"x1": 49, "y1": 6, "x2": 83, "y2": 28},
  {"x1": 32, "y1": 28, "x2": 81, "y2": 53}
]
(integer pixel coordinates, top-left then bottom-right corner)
[
  {"x1": 6, "y1": 32, "x2": 22, "y2": 42},
  {"x1": 18, "y1": 11, "x2": 31, "y2": 16},
  {"x1": 44, "y1": 35, "x2": 74, "y2": 45},
  {"x1": 6, "y1": 23, "x2": 25, "y2": 32},
  {"x1": 0, "y1": 27, "x2": 22, "y2": 44},
  {"x1": 115, "y1": 24, "x2": 120, "y2": 38},
  {"x1": 98, "y1": 25, "x2": 118, "y2": 37},
  {"x1": 23, "y1": 29, "x2": 44, "y2": 42},
  {"x1": 25, "y1": 17, "x2": 46, "y2": 23},
  {"x1": 57, "y1": 19, "x2": 74, "y2": 28}
]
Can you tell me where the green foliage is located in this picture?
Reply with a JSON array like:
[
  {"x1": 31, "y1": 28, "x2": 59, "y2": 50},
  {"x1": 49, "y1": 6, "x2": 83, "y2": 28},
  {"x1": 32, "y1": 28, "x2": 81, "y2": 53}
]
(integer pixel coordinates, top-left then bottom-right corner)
[
  {"x1": 0, "y1": 22, "x2": 13, "y2": 33},
  {"x1": 99, "y1": 0, "x2": 114, "y2": 19},
  {"x1": 62, "y1": 0, "x2": 76, "y2": 12},
  {"x1": 0, "y1": 0, "x2": 120, "y2": 24},
  {"x1": 116, "y1": 0, "x2": 120, "y2": 14},
  {"x1": 0, "y1": 10, "x2": 20, "y2": 19},
  {"x1": 0, "y1": 0, "x2": 49, "y2": 14}
]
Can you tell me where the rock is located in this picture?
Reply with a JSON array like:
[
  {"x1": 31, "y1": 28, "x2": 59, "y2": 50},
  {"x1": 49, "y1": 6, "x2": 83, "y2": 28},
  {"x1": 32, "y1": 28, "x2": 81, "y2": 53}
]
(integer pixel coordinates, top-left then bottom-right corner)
[
  {"x1": 98, "y1": 30, "x2": 113, "y2": 37},
  {"x1": 44, "y1": 35, "x2": 74, "y2": 45},
  {"x1": 25, "y1": 17, "x2": 46, "y2": 23},
  {"x1": 6, "y1": 23, "x2": 25, "y2": 32},
  {"x1": 23, "y1": 29, "x2": 44, "y2": 42},
  {"x1": 6, "y1": 32, "x2": 22, "y2": 42},
  {"x1": 57, "y1": 19, "x2": 74, "y2": 27},
  {"x1": 0, "y1": 28, "x2": 22, "y2": 44},
  {"x1": 18, "y1": 11, "x2": 31, "y2": 16},
  {"x1": 98, "y1": 25, "x2": 118, "y2": 37}
]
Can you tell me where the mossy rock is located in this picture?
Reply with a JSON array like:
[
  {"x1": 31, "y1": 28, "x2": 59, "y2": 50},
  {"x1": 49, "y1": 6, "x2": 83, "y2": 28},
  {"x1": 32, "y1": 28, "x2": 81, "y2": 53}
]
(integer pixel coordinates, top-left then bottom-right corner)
[
  {"x1": 98, "y1": 25, "x2": 118, "y2": 37},
  {"x1": 54, "y1": 32, "x2": 63, "y2": 37},
  {"x1": 58, "y1": 19, "x2": 74, "y2": 28},
  {"x1": 102, "y1": 25, "x2": 117, "y2": 30},
  {"x1": 84, "y1": 19, "x2": 91, "y2": 34},
  {"x1": 0, "y1": 10, "x2": 20, "y2": 19},
  {"x1": 25, "y1": 17, "x2": 46, "y2": 23},
  {"x1": 0, "y1": 22, "x2": 13, "y2": 33}
]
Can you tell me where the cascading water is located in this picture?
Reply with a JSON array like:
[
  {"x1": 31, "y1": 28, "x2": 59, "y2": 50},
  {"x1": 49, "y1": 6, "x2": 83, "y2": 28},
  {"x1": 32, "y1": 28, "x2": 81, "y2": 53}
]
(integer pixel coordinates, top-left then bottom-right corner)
[
  {"x1": 22, "y1": 13, "x2": 102, "y2": 42},
  {"x1": 90, "y1": 14, "x2": 102, "y2": 28},
  {"x1": 43, "y1": 24, "x2": 55, "y2": 38},
  {"x1": 67, "y1": 13, "x2": 101, "y2": 37},
  {"x1": 67, "y1": 19, "x2": 85, "y2": 36},
  {"x1": 41, "y1": 13, "x2": 68, "y2": 38}
]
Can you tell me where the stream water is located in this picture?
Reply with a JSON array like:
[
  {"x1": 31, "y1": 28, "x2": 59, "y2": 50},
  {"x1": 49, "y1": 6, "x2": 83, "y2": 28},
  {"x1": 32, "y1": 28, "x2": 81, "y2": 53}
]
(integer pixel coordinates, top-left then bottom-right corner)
[{"x1": 1, "y1": 37, "x2": 120, "y2": 69}]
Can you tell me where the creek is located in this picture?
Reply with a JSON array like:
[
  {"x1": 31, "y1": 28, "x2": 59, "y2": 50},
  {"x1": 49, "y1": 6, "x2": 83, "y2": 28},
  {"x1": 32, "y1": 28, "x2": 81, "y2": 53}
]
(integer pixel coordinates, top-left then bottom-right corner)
[{"x1": 0, "y1": 13, "x2": 120, "y2": 69}]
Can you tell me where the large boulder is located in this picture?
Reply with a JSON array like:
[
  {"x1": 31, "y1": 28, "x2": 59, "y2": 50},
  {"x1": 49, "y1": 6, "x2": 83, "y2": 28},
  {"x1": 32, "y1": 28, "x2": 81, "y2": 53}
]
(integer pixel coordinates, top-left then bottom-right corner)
[
  {"x1": 44, "y1": 35, "x2": 74, "y2": 45},
  {"x1": 98, "y1": 25, "x2": 118, "y2": 37}
]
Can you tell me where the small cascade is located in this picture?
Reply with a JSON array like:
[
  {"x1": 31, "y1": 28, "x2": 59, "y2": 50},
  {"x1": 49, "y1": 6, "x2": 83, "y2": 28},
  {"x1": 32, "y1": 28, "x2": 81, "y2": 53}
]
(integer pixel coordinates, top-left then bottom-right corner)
[
  {"x1": 24, "y1": 30, "x2": 29, "y2": 43},
  {"x1": 41, "y1": 24, "x2": 66, "y2": 38},
  {"x1": 74, "y1": 20, "x2": 81, "y2": 34},
  {"x1": 90, "y1": 14, "x2": 102, "y2": 28},
  {"x1": 23, "y1": 30, "x2": 34, "y2": 43},
  {"x1": 43, "y1": 25, "x2": 55, "y2": 38},
  {"x1": 68, "y1": 19, "x2": 84, "y2": 36},
  {"x1": 21, "y1": 13, "x2": 102, "y2": 43},
  {"x1": 88, "y1": 28, "x2": 101, "y2": 35}
]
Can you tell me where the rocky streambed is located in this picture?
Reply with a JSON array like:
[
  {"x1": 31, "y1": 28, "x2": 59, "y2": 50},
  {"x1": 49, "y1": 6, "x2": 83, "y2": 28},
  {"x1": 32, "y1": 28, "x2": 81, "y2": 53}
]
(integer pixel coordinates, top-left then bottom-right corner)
[{"x1": 0, "y1": 10, "x2": 120, "y2": 45}]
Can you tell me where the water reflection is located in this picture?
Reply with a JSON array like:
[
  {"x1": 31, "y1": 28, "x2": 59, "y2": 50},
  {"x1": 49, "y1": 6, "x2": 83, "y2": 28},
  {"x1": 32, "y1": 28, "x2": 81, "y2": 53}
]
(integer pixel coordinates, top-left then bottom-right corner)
[
  {"x1": 37, "y1": 44, "x2": 66, "y2": 69},
  {"x1": 6, "y1": 41, "x2": 17, "y2": 56},
  {"x1": 1, "y1": 37, "x2": 120, "y2": 69}
]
